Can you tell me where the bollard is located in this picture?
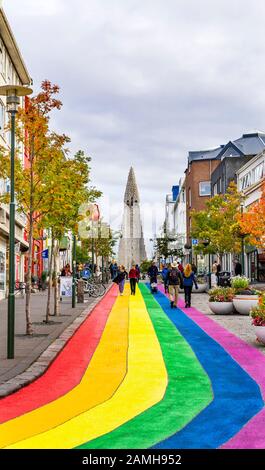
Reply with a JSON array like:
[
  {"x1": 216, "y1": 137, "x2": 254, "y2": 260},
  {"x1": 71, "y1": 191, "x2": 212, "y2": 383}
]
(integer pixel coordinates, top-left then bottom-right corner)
[{"x1": 77, "y1": 279, "x2": 84, "y2": 303}]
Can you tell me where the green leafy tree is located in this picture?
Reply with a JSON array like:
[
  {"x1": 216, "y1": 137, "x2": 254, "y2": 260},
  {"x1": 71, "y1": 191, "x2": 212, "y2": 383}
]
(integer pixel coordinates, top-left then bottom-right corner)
[
  {"x1": 140, "y1": 260, "x2": 153, "y2": 273},
  {"x1": 40, "y1": 150, "x2": 101, "y2": 321},
  {"x1": 191, "y1": 182, "x2": 244, "y2": 259}
]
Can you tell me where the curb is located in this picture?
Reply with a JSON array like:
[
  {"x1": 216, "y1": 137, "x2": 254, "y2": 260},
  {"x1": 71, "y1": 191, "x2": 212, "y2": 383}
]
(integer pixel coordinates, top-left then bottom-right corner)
[{"x1": 0, "y1": 285, "x2": 113, "y2": 399}]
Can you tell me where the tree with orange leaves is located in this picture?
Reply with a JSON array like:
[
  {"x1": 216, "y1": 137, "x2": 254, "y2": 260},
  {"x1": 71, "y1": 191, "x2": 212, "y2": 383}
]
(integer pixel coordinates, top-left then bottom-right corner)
[{"x1": 238, "y1": 180, "x2": 265, "y2": 249}]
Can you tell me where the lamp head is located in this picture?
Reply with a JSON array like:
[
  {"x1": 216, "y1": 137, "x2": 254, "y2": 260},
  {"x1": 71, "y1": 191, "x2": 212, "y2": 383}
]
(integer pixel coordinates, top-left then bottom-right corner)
[{"x1": 0, "y1": 85, "x2": 33, "y2": 113}]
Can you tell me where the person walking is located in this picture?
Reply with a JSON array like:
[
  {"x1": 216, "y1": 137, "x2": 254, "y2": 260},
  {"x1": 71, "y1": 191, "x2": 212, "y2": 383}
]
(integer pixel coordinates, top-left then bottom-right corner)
[
  {"x1": 177, "y1": 261, "x2": 184, "y2": 273},
  {"x1": 191, "y1": 260, "x2": 197, "y2": 275},
  {"x1": 161, "y1": 264, "x2": 169, "y2": 293},
  {"x1": 234, "y1": 260, "x2": 242, "y2": 276},
  {"x1": 148, "y1": 261, "x2": 159, "y2": 293},
  {"x1": 166, "y1": 261, "x2": 183, "y2": 308},
  {"x1": 135, "y1": 264, "x2": 141, "y2": 283},
  {"x1": 113, "y1": 265, "x2": 127, "y2": 295},
  {"x1": 129, "y1": 265, "x2": 138, "y2": 295},
  {"x1": 182, "y1": 263, "x2": 198, "y2": 308}
]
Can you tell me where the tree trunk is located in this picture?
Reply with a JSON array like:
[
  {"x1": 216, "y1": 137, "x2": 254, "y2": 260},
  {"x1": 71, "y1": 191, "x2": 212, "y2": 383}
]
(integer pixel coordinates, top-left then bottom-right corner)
[
  {"x1": 45, "y1": 234, "x2": 54, "y2": 323},
  {"x1": 53, "y1": 239, "x2": 60, "y2": 316},
  {"x1": 25, "y1": 213, "x2": 34, "y2": 335}
]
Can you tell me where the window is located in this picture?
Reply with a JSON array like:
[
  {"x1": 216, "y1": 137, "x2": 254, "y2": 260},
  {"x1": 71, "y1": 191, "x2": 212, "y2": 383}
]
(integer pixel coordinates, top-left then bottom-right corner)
[
  {"x1": 199, "y1": 181, "x2": 211, "y2": 196},
  {"x1": 213, "y1": 182, "x2": 218, "y2": 195},
  {"x1": 0, "y1": 47, "x2": 3, "y2": 75},
  {"x1": 240, "y1": 172, "x2": 251, "y2": 191},
  {"x1": 0, "y1": 101, "x2": 4, "y2": 135},
  {"x1": 252, "y1": 162, "x2": 264, "y2": 184},
  {"x1": 182, "y1": 189, "x2": 185, "y2": 203}
]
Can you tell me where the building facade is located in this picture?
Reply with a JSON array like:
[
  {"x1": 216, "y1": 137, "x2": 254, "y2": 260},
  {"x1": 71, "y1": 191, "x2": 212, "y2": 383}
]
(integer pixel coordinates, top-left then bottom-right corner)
[
  {"x1": 237, "y1": 150, "x2": 265, "y2": 282},
  {"x1": 185, "y1": 147, "x2": 221, "y2": 259},
  {"x1": 0, "y1": 7, "x2": 31, "y2": 298},
  {"x1": 211, "y1": 132, "x2": 265, "y2": 196}
]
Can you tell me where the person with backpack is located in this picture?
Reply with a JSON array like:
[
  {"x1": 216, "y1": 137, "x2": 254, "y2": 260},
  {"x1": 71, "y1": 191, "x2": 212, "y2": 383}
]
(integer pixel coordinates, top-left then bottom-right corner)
[
  {"x1": 183, "y1": 263, "x2": 198, "y2": 308},
  {"x1": 161, "y1": 264, "x2": 169, "y2": 293},
  {"x1": 148, "y1": 261, "x2": 159, "y2": 293},
  {"x1": 166, "y1": 261, "x2": 183, "y2": 308}
]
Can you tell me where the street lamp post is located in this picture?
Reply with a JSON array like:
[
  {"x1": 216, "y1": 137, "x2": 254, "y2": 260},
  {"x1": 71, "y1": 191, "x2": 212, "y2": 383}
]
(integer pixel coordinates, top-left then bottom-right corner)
[
  {"x1": 0, "y1": 85, "x2": 32, "y2": 359},
  {"x1": 72, "y1": 234, "x2": 77, "y2": 309}
]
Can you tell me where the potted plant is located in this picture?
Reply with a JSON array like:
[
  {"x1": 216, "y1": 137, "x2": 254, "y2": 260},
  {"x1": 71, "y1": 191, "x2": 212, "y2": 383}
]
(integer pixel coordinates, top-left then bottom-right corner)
[
  {"x1": 208, "y1": 287, "x2": 235, "y2": 314},
  {"x1": 232, "y1": 276, "x2": 260, "y2": 315},
  {"x1": 250, "y1": 294, "x2": 265, "y2": 345},
  {"x1": 193, "y1": 274, "x2": 207, "y2": 293}
]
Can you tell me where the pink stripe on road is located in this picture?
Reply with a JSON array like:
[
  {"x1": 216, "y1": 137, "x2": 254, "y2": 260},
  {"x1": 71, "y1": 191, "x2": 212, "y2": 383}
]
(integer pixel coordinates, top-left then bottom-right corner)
[{"x1": 157, "y1": 284, "x2": 265, "y2": 449}]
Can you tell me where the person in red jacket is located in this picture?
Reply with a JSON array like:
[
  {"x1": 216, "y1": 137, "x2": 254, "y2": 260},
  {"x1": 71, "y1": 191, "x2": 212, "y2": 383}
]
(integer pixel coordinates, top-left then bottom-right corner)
[{"x1": 129, "y1": 265, "x2": 138, "y2": 295}]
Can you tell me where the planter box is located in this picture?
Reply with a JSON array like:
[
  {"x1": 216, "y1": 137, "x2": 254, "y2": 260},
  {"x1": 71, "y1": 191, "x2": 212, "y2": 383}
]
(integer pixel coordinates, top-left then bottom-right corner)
[
  {"x1": 233, "y1": 296, "x2": 259, "y2": 316},
  {"x1": 209, "y1": 302, "x2": 234, "y2": 315},
  {"x1": 193, "y1": 283, "x2": 207, "y2": 293},
  {"x1": 253, "y1": 325, "x2": 265, "y2": 345}
]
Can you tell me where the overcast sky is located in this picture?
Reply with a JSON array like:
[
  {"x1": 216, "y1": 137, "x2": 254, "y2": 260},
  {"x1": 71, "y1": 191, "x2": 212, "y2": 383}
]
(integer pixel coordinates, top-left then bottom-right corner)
[{"x1": 4, "y1": 0, "x2": 265, "y2": 253}]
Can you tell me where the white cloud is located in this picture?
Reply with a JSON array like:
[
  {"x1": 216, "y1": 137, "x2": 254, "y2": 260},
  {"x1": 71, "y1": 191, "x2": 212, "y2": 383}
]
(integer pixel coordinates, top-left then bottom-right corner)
[{"x1": 4, "y1": 0, "x2": 265, "y2": 257}]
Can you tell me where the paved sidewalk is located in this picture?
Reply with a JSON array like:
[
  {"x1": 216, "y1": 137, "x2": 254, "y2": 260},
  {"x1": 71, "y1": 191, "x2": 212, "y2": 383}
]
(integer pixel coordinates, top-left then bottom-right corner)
[
  {"x1": 179, "y1": 291, "x2": 265, "y2": 356},
  {"x1": 0, "y1": 290, "x2": 100, "y2": 386}
]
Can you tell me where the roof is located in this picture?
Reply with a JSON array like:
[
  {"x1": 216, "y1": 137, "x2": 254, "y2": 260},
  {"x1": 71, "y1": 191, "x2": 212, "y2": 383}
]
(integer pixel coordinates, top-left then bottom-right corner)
[
  {"x1": 188, "y1": 146, "x2": 224, "y2": 163},
  {"x1": 0, "y1": 8, "x2": 31, "y2": 85},
  {"x1": 124, "y1": 167, "x2": 140, "y2": 204},
  {"x1": 188, "y1": 131, "x2": 265, "y2": 164}
]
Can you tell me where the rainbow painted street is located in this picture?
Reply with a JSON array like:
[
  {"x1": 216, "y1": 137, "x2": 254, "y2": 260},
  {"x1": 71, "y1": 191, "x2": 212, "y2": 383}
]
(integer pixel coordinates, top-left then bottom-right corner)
[{"x1": 1, "y1": 283, "x2": 265, "y2": 449}]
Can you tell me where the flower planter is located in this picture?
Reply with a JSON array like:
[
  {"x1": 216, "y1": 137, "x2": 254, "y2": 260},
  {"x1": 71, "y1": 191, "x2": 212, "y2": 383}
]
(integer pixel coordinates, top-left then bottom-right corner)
[
  {"x1": 209, "y1": 302, "x2": 234, "y2": 315},
  {"x1": 253, "y1": 326, "x2": 265, "y2": 345},
  {"x1": 233, "y1": 295, "x2": 259, "y2": 316},
  {"x1": 193, "y1": 283, "x2": 207, "y2": 293}
]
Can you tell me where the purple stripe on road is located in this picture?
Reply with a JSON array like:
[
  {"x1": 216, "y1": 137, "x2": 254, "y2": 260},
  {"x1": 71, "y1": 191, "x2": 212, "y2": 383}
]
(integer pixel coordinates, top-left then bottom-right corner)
[{"x1": 157, "y1": 285, "x2": 265, "y2": 449}]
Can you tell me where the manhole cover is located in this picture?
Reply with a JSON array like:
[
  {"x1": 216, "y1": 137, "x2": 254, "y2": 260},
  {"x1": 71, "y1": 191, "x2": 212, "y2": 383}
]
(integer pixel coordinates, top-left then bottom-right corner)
[{"x1": 15, "y1": 334, "x2": 49, "y2": 338}]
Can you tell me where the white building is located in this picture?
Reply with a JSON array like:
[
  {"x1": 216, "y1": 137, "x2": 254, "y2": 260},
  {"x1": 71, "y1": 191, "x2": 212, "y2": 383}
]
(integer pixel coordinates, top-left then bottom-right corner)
[
  {"x1": 172, "y1": 177, "x2": 186, "y2": 257},
  {"x1": 0, "y1": 7, "x2": 31, "y2": 298},
  {"x1": 237, "y1": 150, "x2": 265, "y2": 282}
]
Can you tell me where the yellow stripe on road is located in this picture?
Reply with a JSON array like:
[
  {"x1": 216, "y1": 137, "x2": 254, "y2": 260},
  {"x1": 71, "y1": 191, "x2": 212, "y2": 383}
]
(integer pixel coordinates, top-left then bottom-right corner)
[
  {"x1": 8, "y1": 285, "x2": 168, "y2": 449},
  {"x1": 0, "y1": 285, "x2": 130, "y2": 448}
]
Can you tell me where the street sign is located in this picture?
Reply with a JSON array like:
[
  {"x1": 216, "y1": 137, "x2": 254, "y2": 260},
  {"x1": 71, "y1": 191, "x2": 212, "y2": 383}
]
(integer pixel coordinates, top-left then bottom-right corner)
[
  {"x1": 60, "y1": 276, "x2": 73, "y2": 298},
  {"x1": 192, "y1": 239, "x2": 198, "y2": 246}
]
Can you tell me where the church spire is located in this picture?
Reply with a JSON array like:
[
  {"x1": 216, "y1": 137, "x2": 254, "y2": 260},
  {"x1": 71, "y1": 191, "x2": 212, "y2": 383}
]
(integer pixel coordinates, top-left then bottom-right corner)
[{"x1": 124, "y1": 167, "x2": 140, "y2": 205}]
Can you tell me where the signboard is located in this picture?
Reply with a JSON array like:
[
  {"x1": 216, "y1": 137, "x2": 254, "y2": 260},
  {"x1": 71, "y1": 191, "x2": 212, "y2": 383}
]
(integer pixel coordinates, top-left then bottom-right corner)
[
  {"x1": 60, "y1": 276, "x2": 73, "y2": 298},
  {"x1": 41, "y1": 249, "x2": 49, "y2": 259},
  {"x1": 192, "y1": 239, "x2": 198, "y2": 246}
]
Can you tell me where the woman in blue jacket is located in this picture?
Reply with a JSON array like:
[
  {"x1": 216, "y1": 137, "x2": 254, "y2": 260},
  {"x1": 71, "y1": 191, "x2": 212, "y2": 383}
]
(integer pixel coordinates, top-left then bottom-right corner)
[{"x1": 182, "y1": 263, "x2": 198, "y2": 308}]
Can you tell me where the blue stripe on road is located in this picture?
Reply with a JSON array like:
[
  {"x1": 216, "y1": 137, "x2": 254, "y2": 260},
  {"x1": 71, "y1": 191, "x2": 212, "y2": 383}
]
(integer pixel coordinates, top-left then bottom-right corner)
[{"x1": 149, "y1": 288, "x2": 264, "y2": 449}]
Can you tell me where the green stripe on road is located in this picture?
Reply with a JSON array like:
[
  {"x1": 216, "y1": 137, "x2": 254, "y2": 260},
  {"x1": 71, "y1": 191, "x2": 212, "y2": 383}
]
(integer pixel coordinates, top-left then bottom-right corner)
[{"x1": 77, "y1": 283, "x2": 213, "y2": 449}]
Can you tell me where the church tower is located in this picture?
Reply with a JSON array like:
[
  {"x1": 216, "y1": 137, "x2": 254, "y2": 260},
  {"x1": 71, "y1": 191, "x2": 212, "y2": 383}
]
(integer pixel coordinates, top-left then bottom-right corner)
[{"x1": 118, "y1": 167, "x2": 147, "y2": 269}]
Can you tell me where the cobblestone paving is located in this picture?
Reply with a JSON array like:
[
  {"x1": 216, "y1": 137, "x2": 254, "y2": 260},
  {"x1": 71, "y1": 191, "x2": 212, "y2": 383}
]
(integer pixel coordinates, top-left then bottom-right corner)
[{"x1": 183, "y1": 292, "x2": 265, "y2": 356}]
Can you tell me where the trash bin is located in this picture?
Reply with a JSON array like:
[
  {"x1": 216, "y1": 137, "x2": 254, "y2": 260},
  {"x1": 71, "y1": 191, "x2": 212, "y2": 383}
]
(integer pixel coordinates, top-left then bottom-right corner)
[{"x1": 218, "y1": 271, "x2": 231, "y2": 287}]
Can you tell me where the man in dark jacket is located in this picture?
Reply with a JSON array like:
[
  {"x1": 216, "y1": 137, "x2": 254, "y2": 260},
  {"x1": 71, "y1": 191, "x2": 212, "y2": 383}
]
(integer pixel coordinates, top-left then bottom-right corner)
[
  {"x1": 148, "y1": 262, "x2": 159, "y2": 293},
  {"x1": 166, "y1": 262, "x2": 183, "y2": 308}
]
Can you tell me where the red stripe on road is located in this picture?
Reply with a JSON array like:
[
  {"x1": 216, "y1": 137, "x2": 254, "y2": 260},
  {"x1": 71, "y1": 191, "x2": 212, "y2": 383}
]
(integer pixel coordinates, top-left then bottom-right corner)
[{"x1": 0, "y1": 285, "x2": 117, "y2": 423}]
